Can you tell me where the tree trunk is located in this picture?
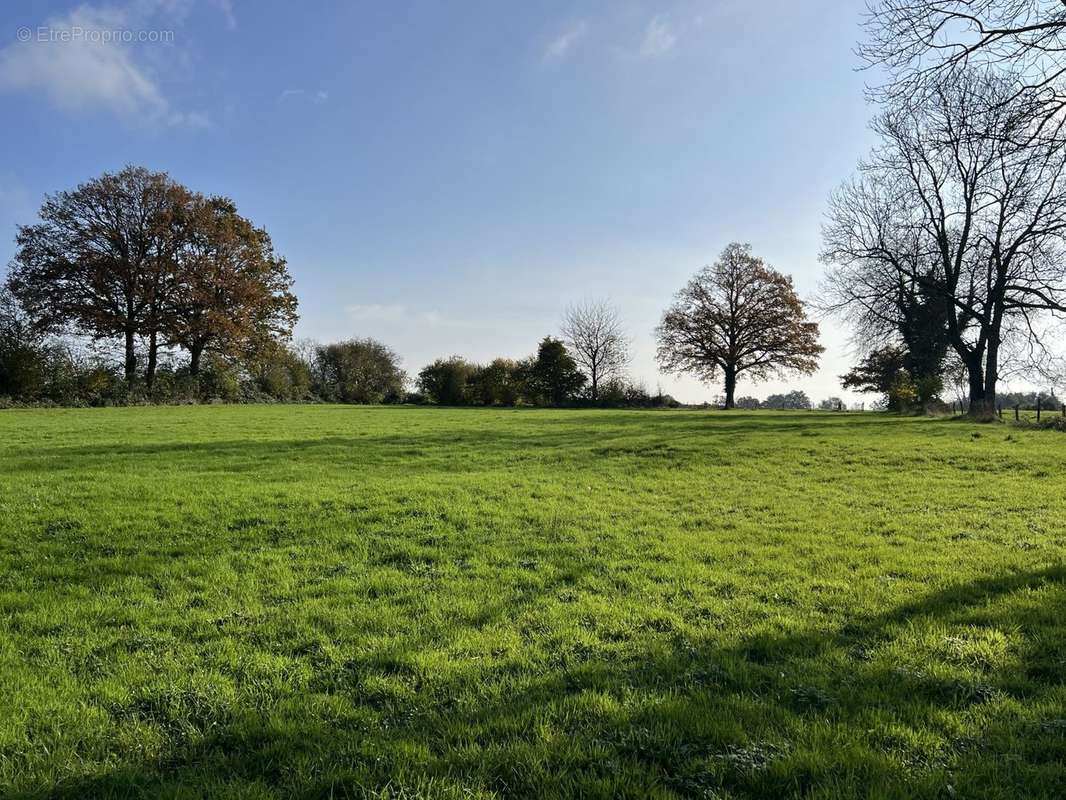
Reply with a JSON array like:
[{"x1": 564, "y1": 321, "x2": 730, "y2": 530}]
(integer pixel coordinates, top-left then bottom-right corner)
[
  {"x1": 189, "y1": 342, "x2": 204, "y2": 377},
  {"x1": 723, "y1": 365, "x2": 736, "y2": 410},
  {"x1": 146, "y1": 329, "x2": 158, "y2": 391},
  {"x1": 981, "y1": 335, "x2": 1000, "y2": 419},
  {"x1": 591, "y1": 371, "x2": 598, "y2": 402},
  {"x1": 124, "y1": 328, "x2": 137, "y2": 383},
  {"x1": 964, "y1": 354, "x2": 994, "y2": 418}
]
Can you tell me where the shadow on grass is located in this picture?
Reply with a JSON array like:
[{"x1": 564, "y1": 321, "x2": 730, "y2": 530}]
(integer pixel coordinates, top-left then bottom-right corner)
[
  {"x1": 8, "y1": 412, "x2": 948, "y2": 477},
  {"x1": 36, "y1": 566, "x2": 1066, "y2": 799}
]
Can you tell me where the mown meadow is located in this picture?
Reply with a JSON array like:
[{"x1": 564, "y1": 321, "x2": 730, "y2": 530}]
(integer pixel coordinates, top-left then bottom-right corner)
[{"x1": 0, "y1": 406, "x2": 1064, "y2": 798}]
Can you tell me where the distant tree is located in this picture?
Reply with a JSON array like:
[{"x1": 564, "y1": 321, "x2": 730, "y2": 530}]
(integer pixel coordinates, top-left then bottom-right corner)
[
  {"x1": 734, "y1": 395, "x2": 761, "y2": 410},
  {"x1": 656, "y1": 243, "x2": 823, "y2": 409},
  {"x1": 560, "y1": 300, "x2": 630, "y2": 401},
  {"x1": 7, "y1": 166, "x2": 190, "y2": 384},
  {"x1": 841, "y1": 347, "x2": 907, "y2": 402},
  {"x1": 169, "y1": 196, "x2": 298, "y2": 376},
  {"x1": 417, "y1": 356, "x2": 477, "y2": 405},
  {"x1": 313, "y1": 338, "x2": 406, "y2": 403},
  {"x1": 818, "y1": 396, "x2": 845, "y2": 411},
  {"x1": 524, "y1": 337, "x2": 586, "y2": 406},
  {"x1": 249, "y1": 342, "x2": 312, "y2": 401},
  {"x1": 762, "y1": 390, "x2": 812, "y2": 410},
  {"x1": 0, "y1": 287, "x2": 45, "y2": 399},
  {"x1": 468, "y1": 358, "x2": 521, "y2": 406}
]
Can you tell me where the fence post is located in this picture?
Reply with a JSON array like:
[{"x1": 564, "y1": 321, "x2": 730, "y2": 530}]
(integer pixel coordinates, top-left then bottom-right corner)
[
  {"x1": 1037, "y1": 396, "x2": 1042, "y2": 422},
  {"x1": 1015, "y1": 404, "x2": 1020, "y2": 421},
  {"x1": 997, "y1": 405, "x2": 1002, "y2": 419}
]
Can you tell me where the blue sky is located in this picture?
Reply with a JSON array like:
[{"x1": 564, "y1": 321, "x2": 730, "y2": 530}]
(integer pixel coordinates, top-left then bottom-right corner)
[{"x1": 1, "y1": 0, "x2": 888, "y2": 403}]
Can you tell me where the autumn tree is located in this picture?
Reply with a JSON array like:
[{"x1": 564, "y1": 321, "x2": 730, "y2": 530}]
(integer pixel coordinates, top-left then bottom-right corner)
[
  {"x1": 7, "y1": 166, "x2": 189, "y2": 384},
  {"x1": 6, "y1": 170, "x2": 297, "y2": 389},
  {"x1": 560, "y1": 300, "x2": 630, "y2": 401},
  {"x1": 168, "y1": 196, "x2": 297, "y2": 375},
  {"x1": 656, "y1": 243, "x2": 823, "y2": 409}
]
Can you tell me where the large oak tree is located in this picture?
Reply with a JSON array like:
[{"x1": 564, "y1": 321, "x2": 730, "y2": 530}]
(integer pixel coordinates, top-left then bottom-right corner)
[
  {"x1": 656, "y1": 243, "x2": 823, "y2": 409},
  {"x1": 7, "y1": 167, "x2": 189, "y2": 384},
  {"x1": 169, "y1": 196, "x2": 297, "y2": 376},
  {"x1": 7, "y1": 167, "x2": 297, "y2": 387}
]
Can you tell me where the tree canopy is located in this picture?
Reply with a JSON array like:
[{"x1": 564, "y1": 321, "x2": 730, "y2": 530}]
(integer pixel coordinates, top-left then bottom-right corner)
[{"x1": 656, "y1": 243, "x2": 822, "y2": 409}]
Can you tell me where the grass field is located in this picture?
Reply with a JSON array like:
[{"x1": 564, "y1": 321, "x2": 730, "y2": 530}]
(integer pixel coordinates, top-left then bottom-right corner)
[{"x1": 1, "y1": 406, "x2": 1064, "y2": 799}]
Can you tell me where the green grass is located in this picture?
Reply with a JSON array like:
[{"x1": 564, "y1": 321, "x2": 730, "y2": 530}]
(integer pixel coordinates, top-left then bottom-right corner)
[{"x1": 1, "y1": 406, "x2": 1064, "y2": 799}]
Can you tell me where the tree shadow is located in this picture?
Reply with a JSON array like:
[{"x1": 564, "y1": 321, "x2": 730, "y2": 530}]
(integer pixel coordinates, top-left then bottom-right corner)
[{"x1": 29, "y1": 566, "x2": 1066, "y2": 799}]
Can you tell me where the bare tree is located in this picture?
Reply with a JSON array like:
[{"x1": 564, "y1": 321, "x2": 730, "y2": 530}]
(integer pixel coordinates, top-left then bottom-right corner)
[
  {"x1": 657, "y1": 243, "x2": 823, "y2": 409},
  {"x1": 560, "y1": 300, "x2": 630, "y2": 401},
  {"x1": 862, "y1": 1, "x2": 1066, "y2": 127},
  {"x1": 822, "y1": 71, "x2": 1066, "y2": 417}
]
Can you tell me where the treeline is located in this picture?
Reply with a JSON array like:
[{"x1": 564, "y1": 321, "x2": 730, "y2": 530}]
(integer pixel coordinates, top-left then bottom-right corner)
[
  {"x1": 2, "y1": 296, "x2": 677, "y2": 408},
  {"x1": 413, "y1": 337, "x2": 675, "y2": 407}
]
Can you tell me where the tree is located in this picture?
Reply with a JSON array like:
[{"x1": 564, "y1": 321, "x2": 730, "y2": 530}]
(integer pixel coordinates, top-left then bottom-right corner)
[
  {"x1": 734, "y1": 395, "x2": 761, "y2": 410},
  {"x1": 819, "y1": 396, "x2": 846, "y2": 411},
  {"x1": 313, "y1": 338, "x2": 406, "y2": 404},
  {"x1": 862, "y1": 0, "x2": 1066, "y2": 119},
  {"x1": 524, "y1": 337, "x2": 586, "y2": 406},
  {"x1": 560, "y1": 300, "x2": 630, "y2": 401},
  {"x1": 0, "y1": 287, "x2": 45, "y2": 399},
  {"x1": 7, "y1": 166, "x2": 189, "y2": 384},
  {"x1": 656, "y1": 243, "x2": 823, "y2": 409},
  {"x1": 417, "y1": 356, "x2": 477, "y2": 405},
  {"x1": 763, "y1": 390, "x2": 812, "y2": 410},
  {"x1": 169, "y1": 196, "x2": 298, "y2": 376},
  {"x1": 468, "y1": 358, "x2": 521, "y2": 406},
  {"x1": 822, "y1": 72, "x2": 1066, "y2": 417}
]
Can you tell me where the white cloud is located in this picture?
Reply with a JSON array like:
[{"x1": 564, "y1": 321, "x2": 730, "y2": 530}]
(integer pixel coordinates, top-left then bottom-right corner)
[
  {"x1": 640, "y1": 16, "x2": 677, "y2": 57},
  {"x1": 277, "y1": 88, "x2": 329, "y2": 105},
  {"x1": 0, "y1": 0, "x2": 214, "y2": 126},
  {"x1": 543, "y1": 21, "x2": 588, "y2": 62}
]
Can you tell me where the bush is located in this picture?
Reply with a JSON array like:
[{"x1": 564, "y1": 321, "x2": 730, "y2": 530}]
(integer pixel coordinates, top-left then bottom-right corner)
[
  {"x1": 468, "y1": 359, "x2": 522, "y2": 406},
  {"x1": 523, "y1": 337, "x2": 586, "y2": 407},
  {"x1": 763, "y1": 390, "x2": 812, "y2": 410},
  {"x1": 313, "y1": 339, "x2": 406, "y2": 404},
  {"x1": 418, "y1": 356, "x2": 477, "y2": 405}
]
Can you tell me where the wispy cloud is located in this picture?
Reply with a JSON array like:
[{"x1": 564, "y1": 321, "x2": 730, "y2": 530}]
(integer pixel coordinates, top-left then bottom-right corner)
[
  {"x1": 639, "y1": 16, "x2": 677, "y2": 57},
  {"x1": 543, "y1": 21, "x2": 588, "y2": 62},
  {"x1": 0, "y1": 0, "x2": 217, "y2": 127},
  {"x1": 277, "y1": 88, "x2": 329, "y2": 105},
  {"x1": 210, "y1": 0, "x2": 237, "y2": 30},
  {"x1": 345, "y1": 304, "x2": 447, "y2": 327}
]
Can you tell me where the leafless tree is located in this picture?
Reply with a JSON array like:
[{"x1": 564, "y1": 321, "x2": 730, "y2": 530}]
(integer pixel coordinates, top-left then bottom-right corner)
[
  {"x1": 560, "y1": 300, "x2": 630, "y2": 401},
  {"x1": 862, "y1": 1, "x2": 1066, "y2": 130},
  {"x1": 657, "y1": 243, "x2": 823, "y2": 409},
  {"x1": 822, "y1": 70, "x2": 1066, "y2": 417}
]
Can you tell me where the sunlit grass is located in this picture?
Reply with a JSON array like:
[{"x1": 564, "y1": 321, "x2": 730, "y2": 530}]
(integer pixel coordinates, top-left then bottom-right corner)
[{"x1": 0, "y1": 406, "x2": 1064, "y2": 798}]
